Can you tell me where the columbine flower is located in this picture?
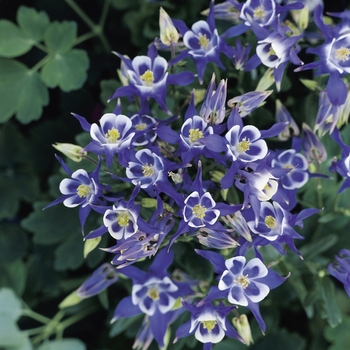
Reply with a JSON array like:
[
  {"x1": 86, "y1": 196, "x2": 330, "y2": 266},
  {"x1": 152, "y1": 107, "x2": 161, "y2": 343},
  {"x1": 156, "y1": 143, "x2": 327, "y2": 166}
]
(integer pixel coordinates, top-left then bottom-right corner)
[
  {"x1": 247, "y1": 201, "x2": 287, "y2": 241},
  {"x1": 171, "y1": 0, "x2": 234, "y2": 83},
  {"x1": 130, "y1": 113, "x2": 157, "y2": 146},
  {"x1": 227, "y1": 90, "x2": 272, "y2": 117},
  {"x1": 271, "y1": 149, "x2": 309, "y2": 190},
  {"x1": 232, "y1": 38, "x2": 252, "y2": 70},
  {"x1": 240, "y1": 0, "x2": 277, "y2": 27},
  {"x1": 86, "y1": 113, "x2": 135, "y2": 168},
  {"x1": 76, "y1": 263, "x2": 119, "y2": 298},
  {"x1": 112, "y1": 249, "x2": 193, "y2": 348},
  {"x1": 328, "y1": 249, "x2": 350, "y2": 297},
  {"x1": 200, "y1": 73, "x2": 227, "y2": 125},
  {"x1": 175, "y1": 301, "x2": 244, "y2": 348},
  {"x1": 183, "y1": 191, "x2": 220, "y2": 228},
  {"x1": 126, "y1": 149, "x2": 165, "y2": 190},
  {"x1": 44, "y1": 156, "x2": 106, "y2": 234},
  {"x1": 295, "y1": 5, "x2": 350, "y2": 105},
  {"x1": 196, "y1": 227, "x2": 239, "y2": 249},
  {"x1": 225, "y1": 124, "x2": 268, "y2": 163},
  {"x1": 301, "y1": 123, "x2": 327, "y2": 163},
  {"x1": 195, "y1": 250, "x2": 287, "y2": 332},
  {"x1": 103, "y1": 204, "x2": 139, "y2": 240},
  {"x1": 275, "y1": 99, "x2": 300, "y2": 141},
  {"x1": 110, "y1": 45, "x2": 194, "y2": 114}
]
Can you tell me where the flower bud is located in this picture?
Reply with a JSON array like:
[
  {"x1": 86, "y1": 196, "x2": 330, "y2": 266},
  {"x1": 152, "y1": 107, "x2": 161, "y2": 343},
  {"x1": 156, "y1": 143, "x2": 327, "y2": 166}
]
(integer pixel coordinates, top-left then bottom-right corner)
[
  {"x1": 52, "y1": 143, "x2": 87, "y2": 162},
  {"x1": 159, "y1": 7, "x2": 179, "y2": 46},
  {"x1": 232, "y1": 314, "x2": 254, "y2": 345},
  {"x1": 301, "y1": 123, "x2": 327, "y2": 163}
]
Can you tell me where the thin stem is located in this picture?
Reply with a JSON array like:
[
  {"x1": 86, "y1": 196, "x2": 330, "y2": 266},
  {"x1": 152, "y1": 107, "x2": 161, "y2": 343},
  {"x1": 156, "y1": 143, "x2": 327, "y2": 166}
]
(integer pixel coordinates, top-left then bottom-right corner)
[
  {"x1": 30, "y1": 55, "x2": 51, "y2": 74},
  {"x1": 22, "y1": 309, "x2": 51, "y2": 324},
  {"x1": 34, "y1": 42, "x2": 49, "y2": 53},
  {"x1": 64, "y1": 0, "x2": 96, "y2": 30},
  {"x1": 60, "y1": 305, "x2": 98, "y2": 329},
  {"x1": 99, "y1": 0, "x2": 111, "y2": 28},
  {"x1": 75, "y1": 31, "x2": 97, "y2": 46}
]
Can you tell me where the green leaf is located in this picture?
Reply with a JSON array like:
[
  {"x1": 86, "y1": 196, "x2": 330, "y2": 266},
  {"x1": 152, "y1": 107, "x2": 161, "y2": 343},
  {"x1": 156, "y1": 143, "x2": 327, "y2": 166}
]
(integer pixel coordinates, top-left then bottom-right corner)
[
  {"x1": 0, "y1": 20, "x2": 33, "y2": 58},
  {"x1": 0, "y1": 224, "x2": 28, "y2": 263},
  {"x1": 0, "y1": 260, "x2": 27, "y2": 296},
  {"x1": 17, "y1": 6, "x2": 50, "y2": 42},
  {"x1": 44, "y1": 21, "x2": 77, "y2": 53},
  {"x1": 109, "y1": 314, "x2": 143, "y2": 337},
  {"x1": 41, "y1": 49, "x2": 89, "y2": 91},
  {"x1": 54, "y1": 234, "x2": 84, "y2": 271},
  {"x1": 0, "y1": 59, "x2": 49, "y2": 123},
  {"x1": 0, "y1": 288, "x2": 22, "y2": 321},
  {"x1": 21, "y1": 201, "x2": 79, "y2": 245},
  {"x1": 0, "y1": 315, "x2": 23, "y2": 348},
  {"x1": 36, "y1": 339, "x2": 86, "y2": 350},
  {"x1": 324, "y1": 316, "x2": 350, "y2": 350},
  {"x1": 318, "y1": 276, "x2": 342, "y2": 327}
]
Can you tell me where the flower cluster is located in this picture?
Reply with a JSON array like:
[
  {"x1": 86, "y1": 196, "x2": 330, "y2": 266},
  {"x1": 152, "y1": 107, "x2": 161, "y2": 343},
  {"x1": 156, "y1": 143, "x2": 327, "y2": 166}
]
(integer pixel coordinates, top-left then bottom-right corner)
[{"x1": 46, "y1": 1, "x2": 350, "y2": 349}]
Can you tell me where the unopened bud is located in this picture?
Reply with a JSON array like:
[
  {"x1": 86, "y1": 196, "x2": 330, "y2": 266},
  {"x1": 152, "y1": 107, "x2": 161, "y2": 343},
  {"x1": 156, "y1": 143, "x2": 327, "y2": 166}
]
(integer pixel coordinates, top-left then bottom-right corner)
[
  {"x1": 52, "y1": 143, "x2": 87, "y2": 162},
  {"x1": 159, "y1": 7, "x2": 179, "y2": 46},
  {"x1": 232, "y1": 314, "x2": 254, "y2": 345}
]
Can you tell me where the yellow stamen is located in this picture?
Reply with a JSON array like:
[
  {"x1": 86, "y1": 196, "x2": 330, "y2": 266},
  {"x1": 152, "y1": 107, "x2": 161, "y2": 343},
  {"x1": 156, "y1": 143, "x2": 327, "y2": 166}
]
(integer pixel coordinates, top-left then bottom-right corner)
[
  {"x1": 135, "y1": 123, "x2": 147, "y2": 131},
  {"x1": 140, "y1": 70, "x2": 154, "y2": 86},
  {"x1": 105, "y1": 128, "x2": 120, "y2": 143},
  {"x1": 237, "y1": 138, "x2": 250, "y2": 152},
  {"x1": 198, "y1": 33, "x2": 210, "y2": 49},
  {"x1": 117, "y1": 213, "x2": 129, "y2": 227},
  {"x1": 192, "y1": 204, "x2": 206, "y2": 219},
  {"x1": 147, "y1": 288, "x2": 159, "y2": 300},
  {"x1": 142, "y1": 163, "x2": 154, "y2": 177},
  {"x1": 265, "y1": 215, "x2": 277, "y2": 229},
  {"x1": 268, "y1": 46, "x2": 276, "y2": 56},
  {"x1": 77, "y1": 184, "x2": 90, "y2": 198},
  {"x1": 234, "y1": 274, "x2": 250, "y2": 289},
  {"x1": 335, "y1": 47, "x2": 350, "y2": 62},
  {"x1": 189, "y1": 128, "x2": 203, "y2": 143},
  {"x1": 253, "y1": 6, "x2": 265, "y2": 19},
  {"x1": 202, "y1": 320, "x2": 217, "y2": 332}
]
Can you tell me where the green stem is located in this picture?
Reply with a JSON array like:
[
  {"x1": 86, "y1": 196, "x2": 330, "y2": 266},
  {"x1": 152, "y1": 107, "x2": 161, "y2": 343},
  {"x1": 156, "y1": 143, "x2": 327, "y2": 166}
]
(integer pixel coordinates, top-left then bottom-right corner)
[
  {"x1": 34, "y1": 42, "x2": 49, "y2": 53},
  {"x1": 30, "y1": 55, "x2": 51, "y2": 74},
  {"x1": 65, "y1": 0, "x2": 96, "y2": 30},
  {"x1": 75, "y1": 31, "x2": 97, "y2": 46},
  {"x1": 99, "y1": 0, "x2": 111, "y2": 28},
  {"x1": 22, "y1": 309, "x2": 51, "y2": 324},
  {"x1": 60, "y1": 305, "x2": 98, "y2": 329}
]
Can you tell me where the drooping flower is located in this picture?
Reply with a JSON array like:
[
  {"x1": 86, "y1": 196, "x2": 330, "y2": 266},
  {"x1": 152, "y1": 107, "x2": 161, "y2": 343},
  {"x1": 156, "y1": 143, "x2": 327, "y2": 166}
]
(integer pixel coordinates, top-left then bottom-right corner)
[
  {"x1": 174, "y1": 301, "x2": 244, "y2": 349},
  {"x1": 328, "y1": 249, "x2": 350, "y2": 297},
  {"x1": 275, "y1": 99, "x2": 300, "y2": 141},
  {"x1": 301, "y1": 123, "x2": 327, "y2": 164}
]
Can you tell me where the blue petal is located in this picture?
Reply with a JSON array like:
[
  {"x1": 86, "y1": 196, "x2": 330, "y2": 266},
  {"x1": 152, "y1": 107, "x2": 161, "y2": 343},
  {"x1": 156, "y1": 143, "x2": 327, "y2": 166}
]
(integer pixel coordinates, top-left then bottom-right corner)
[
  {"x1": 112, "y1": 296, "x2": 141, "y2": 321},
  {"x1": 326, "y1": 73, "x2": 347, "y2": 106}
]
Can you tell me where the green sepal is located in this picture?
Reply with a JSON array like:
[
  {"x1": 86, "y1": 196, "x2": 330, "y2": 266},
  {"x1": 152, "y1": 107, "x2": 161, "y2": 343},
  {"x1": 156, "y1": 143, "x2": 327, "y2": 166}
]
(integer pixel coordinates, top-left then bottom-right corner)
[
  {"x1": 84, "y1": 236, "x2": 101, "y2": 258},
  {"x1": 59, "y1": 290, "x2": 82, "y2": 309}
]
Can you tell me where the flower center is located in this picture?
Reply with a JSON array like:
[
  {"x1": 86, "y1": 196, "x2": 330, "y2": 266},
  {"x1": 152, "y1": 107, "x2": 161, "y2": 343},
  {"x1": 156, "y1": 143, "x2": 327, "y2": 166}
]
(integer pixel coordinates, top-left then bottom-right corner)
[
  {"x1": 202, "y1": 320, "x2": 217, "y2": 332},
  {"x1": 192, "y1": 204, "x2": 206, "y2": 219},
  {"x1": 234, "y1": 274, "x2": 250, "y2": 289},
  {"x1": 237, "y1": 138, "x2": 250, "y2": 152},
  {"x1": 198, "y1": 33, "x2": 210, "y2": 49},
  {"x1": 142, "y1": 163, "x2": 154, "y2": 177},
  {"x1": 268, "y1": 46, "x2": 277, "y2": 56},
  {"x1": 77, "y1": 184, "x2": 90, "y2": 198},
  {"x1": 135, "y1": 123, "x2": 147, "y2": 131},
  {"x1": 335, "y1": 47, "x2": 350, "y2": 62},
  {"x1": 253, "y1": 6, "x2": 265, "y2": 19},
  {"x1": 117, "y1": 213, "x2": 129, "y2": 227},
  {"x1": 105, "y1": 128, "x2": 120, "y2": 143},
  {"x1": 189, "y1": 128, "x2": 203, "y2": 143},
  {"x1": 147, "y1": 288, "x2": 159, "y2": 300},
  {"x1": 265, "y1": 215, "x2": 277, "y2": 229},
  {"x1": 140, "y1": 70, "x2": 154, "y2": 86}
]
